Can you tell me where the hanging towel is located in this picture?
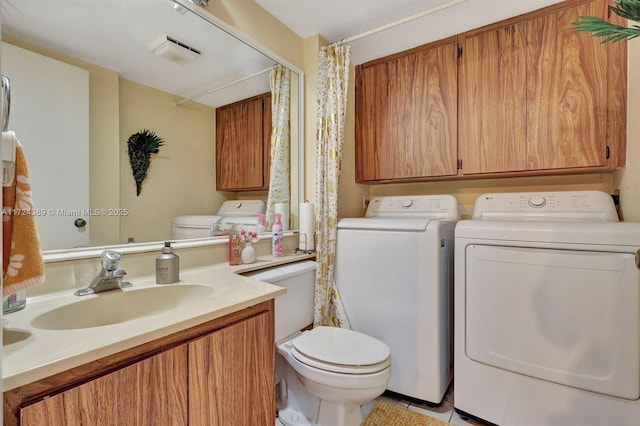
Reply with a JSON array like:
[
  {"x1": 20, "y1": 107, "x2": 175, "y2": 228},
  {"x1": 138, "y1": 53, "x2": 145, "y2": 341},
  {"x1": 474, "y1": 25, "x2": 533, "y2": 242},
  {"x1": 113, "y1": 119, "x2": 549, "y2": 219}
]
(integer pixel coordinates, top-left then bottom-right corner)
[{"x1": 2, "y1": 139, "x2": 44, "y2": 297}]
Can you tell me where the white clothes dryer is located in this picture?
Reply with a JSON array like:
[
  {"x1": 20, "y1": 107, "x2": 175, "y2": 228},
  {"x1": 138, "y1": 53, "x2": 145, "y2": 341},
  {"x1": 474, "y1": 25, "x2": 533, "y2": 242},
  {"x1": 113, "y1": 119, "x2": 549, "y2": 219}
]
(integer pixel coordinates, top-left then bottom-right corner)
[
  {"x1": 455, "y1": 191, "x2": 640, "y2": 426},
  {"x1": 335, "y1": 195, "x2": 460, "y2": 404}
]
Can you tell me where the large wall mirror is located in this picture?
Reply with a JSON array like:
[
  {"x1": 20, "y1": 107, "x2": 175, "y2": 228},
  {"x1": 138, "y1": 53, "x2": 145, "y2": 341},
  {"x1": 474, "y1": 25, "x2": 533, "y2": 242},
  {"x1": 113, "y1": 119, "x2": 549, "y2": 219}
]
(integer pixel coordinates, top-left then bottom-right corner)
[{"x1": 1, "y1": 0, "x2": 302, "y2": 251}]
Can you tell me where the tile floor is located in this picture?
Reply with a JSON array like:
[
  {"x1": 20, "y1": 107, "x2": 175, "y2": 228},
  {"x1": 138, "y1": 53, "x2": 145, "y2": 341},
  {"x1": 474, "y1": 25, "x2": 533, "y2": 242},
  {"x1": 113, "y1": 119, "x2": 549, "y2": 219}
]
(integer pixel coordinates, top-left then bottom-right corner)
[{"x1": 275, "y1": 382, "x2": 493, "y2": 425}]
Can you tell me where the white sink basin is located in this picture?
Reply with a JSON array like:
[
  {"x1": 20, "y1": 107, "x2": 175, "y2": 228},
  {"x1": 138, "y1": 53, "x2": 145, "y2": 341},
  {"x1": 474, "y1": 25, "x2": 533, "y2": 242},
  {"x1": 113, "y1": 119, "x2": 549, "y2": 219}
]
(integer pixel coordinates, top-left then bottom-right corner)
[{"x1": 31, "y1": 284, "x2": 215, "y2": 330}]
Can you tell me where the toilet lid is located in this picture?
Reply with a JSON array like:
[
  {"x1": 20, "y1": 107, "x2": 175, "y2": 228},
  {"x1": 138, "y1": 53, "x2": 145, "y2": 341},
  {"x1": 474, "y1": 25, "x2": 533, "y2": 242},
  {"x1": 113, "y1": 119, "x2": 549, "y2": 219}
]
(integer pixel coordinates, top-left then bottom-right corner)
[{"x1": 292, "y1": 326, "x2": 390, "y2": 373}]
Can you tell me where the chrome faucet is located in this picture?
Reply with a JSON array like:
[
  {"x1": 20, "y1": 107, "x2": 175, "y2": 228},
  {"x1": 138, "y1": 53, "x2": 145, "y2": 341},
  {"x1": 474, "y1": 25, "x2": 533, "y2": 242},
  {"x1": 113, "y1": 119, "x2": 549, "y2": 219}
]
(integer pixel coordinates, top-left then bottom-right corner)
[{"x1": 75, "y1": 250, "x2": 133, "y2": 296}]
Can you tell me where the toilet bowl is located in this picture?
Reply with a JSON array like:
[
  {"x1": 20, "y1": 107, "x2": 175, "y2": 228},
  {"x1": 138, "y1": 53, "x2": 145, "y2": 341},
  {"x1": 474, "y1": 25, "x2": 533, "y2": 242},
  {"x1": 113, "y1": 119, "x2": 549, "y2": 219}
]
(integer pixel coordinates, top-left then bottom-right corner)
[
  {"x1": 277, "y1": 326, "x2": 391, "y2": 426},
  {"x1": 244, "y1": 262, "x2": 391, "y2": 426}
]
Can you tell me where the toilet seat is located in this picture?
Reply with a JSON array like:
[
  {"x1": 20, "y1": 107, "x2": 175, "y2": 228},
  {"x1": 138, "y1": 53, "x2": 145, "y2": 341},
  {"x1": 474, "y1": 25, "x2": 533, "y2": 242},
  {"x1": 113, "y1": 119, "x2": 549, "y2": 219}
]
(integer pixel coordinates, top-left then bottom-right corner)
[{"x1": 291, "y1": 326, "x2": 391, "y2": 374}]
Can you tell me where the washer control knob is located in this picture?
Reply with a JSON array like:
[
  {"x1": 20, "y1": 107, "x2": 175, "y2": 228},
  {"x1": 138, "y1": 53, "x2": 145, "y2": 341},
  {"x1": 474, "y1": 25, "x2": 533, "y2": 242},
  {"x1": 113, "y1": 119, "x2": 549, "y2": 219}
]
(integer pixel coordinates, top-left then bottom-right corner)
[
  {"x1": 528, "y1": 196, "x2": 546, "y2": 208},
  {"x1": 401, "y1": 199, "x2": 413, "y2": 208}
]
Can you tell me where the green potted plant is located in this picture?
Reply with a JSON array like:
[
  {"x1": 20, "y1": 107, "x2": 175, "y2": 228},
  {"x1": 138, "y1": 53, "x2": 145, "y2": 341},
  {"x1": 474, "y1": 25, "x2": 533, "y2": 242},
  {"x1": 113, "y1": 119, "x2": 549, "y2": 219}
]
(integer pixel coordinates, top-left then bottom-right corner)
[{"x1": 573, "y1": 0, "x2": 640, "y2": 42}]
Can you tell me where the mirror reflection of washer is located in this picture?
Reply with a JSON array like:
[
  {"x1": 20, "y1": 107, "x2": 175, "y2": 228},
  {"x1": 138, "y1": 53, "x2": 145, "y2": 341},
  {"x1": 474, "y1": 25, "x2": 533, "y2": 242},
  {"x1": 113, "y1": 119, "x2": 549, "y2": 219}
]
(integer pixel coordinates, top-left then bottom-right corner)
[{"x1": 454, "y1": 191, "x2": 640, "y2": 425}]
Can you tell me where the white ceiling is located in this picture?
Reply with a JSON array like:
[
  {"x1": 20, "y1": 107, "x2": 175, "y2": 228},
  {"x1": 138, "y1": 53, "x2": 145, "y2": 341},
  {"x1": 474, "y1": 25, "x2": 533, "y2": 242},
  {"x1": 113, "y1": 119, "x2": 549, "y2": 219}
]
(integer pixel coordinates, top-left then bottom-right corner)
[
  {"x1": 254, "y1": 0, "x2": 564, "y2": 64},
  {"x1": 1, "y1": 0, "x2": 564, "y2": 107},
  {"x1": 1, "y1": 0, "x2": 277, "y2": 108}
]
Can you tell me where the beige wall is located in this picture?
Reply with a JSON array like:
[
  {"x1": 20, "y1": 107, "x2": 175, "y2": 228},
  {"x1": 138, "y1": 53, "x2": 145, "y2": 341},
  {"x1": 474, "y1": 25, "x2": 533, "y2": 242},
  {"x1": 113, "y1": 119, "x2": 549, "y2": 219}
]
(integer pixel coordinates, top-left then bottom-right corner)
[
  {"x1": 615, "y1": 40, "x2": 639, "y2": 222},
  {"x1": 333, "y1": 45, "x2": 631, "y2": 222},
  {"x1": 208, "y1": 3, "x2": 632, "y2": 221},
  {"x1": 118, "y1": 80, "x2": 224, "y2": 243},
  {"x1": 9, "y1": 3, "x2": 639, "y2": 240},
  {"x1": 203, "y1": 0, "x2": 303, "y2": 70}
]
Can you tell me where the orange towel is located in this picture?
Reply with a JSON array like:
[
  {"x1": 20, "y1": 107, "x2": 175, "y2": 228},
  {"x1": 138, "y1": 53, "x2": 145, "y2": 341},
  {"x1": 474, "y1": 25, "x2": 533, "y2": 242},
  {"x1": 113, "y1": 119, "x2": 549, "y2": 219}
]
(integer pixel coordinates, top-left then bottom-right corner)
[{"x1": 2, "y1": 139, "x2": 44, "y2": 297}]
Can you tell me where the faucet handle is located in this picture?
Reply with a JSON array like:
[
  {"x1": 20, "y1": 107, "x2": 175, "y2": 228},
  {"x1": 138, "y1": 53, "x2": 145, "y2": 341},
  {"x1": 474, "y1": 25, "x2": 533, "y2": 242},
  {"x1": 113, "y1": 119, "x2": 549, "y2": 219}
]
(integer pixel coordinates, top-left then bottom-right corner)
[{"x1": 101, "y1": 250, "x2": 123, "y2": 272}]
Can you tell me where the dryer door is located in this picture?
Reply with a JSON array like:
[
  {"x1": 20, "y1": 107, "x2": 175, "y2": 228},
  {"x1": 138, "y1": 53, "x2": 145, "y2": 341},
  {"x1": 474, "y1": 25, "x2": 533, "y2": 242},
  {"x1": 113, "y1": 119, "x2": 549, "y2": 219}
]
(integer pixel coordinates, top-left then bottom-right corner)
[{"x1": 465, "y1": 244, "x2": 640, "y2": 400}]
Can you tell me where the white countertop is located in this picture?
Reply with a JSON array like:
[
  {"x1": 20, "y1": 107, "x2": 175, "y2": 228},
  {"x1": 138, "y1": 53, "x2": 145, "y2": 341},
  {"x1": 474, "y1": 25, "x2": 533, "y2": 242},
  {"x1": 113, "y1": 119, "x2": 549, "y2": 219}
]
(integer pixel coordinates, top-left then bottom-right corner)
[{"x1": 2, "y1": 255, "x2": 311, "y2": 391}]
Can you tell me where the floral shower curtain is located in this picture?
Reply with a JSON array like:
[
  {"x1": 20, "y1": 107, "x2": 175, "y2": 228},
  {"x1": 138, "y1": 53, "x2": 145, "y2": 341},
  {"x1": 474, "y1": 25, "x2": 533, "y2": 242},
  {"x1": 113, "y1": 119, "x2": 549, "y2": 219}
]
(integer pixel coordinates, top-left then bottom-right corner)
[
  {"x1": 313, "y1": 44, "x2": 351, "y2": 328},
  {"x1": 266, "y1": 64, "x2": 291, "y2": 228}
]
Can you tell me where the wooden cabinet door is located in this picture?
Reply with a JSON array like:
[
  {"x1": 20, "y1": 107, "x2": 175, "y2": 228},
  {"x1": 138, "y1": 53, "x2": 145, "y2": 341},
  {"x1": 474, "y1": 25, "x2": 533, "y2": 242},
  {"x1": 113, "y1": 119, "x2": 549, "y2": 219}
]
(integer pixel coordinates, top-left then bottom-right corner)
[
  {"x1": 216, "y1": 93, "x2": 270, "y2": 191},
  {"x1": 458, "y1": 24, "x2": 528, "y2": 174},
  {"x1": 356, "y1": 39, "x2": 458, "y2": 182},
  {"x1": 356, "y1": 60, "x2": 389, "y2": 182},
  {"x1": 188, "y1": 311, "x2": 275, "y2": 426},
  {"x1": 526, "y1": 1, "x2": 609, "y2": 170},
  {"x1": 20, "y1": 345, "x2": 188, "y2": 426}
]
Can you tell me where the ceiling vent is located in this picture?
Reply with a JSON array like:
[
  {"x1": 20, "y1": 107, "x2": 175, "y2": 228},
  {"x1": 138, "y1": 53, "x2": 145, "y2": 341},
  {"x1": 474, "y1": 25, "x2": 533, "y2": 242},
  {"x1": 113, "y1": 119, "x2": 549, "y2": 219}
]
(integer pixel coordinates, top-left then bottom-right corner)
[{"x1": 148, "y1": 35, "x2": 201, "y2": 64}]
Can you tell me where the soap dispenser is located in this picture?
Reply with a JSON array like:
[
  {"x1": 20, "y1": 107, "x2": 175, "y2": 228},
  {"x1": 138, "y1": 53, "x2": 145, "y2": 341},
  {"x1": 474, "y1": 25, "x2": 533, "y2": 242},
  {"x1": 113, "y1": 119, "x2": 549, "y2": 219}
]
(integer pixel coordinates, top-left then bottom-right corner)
[{"x1": 156, "y1": 241, "x2": 179, "y2": 284}]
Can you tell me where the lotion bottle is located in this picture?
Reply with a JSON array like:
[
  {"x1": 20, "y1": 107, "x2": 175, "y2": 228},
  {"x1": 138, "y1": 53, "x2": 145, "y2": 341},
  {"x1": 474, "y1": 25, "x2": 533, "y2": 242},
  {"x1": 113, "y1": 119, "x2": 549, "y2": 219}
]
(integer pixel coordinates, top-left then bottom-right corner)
[
  {"x1": 272, "y1": 213, "x2": 283, "y2": 257},
  {"x1": 156, "y1": 241, "x2": 179, "y2": 284}
]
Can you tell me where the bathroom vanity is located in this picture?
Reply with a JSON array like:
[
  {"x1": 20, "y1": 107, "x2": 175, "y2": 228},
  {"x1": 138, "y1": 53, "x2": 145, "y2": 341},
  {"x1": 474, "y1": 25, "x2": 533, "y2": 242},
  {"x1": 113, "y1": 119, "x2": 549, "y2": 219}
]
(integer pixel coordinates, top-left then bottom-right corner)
[
  {"x1": 5, "y1": 301, "x2": 274, "y2": 425},
  {"x1": 2, "y1": 252, "x2": 311, "y2": 425}
]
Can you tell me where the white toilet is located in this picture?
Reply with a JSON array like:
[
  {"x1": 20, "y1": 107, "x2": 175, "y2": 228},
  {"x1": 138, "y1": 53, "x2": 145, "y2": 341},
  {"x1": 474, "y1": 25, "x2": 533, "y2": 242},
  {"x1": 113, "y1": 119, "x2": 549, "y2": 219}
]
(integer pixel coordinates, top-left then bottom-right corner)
[{"x1": 245, "y1": 261, "x2": 391, "y2": 426}]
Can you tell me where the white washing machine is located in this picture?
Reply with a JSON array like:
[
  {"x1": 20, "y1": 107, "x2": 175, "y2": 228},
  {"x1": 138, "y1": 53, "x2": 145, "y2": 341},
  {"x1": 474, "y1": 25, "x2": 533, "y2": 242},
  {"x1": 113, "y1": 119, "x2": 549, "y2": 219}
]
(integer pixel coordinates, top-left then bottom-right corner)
[
  {"x1": 455, "y1": 191, "x2": 640, "y2": 425},
  {"x1": 172, "y1": 199, "x2": 266, "y2": 239},
  {"x1": 335, "y1": 195, "x2": 460, "y2": 404}
]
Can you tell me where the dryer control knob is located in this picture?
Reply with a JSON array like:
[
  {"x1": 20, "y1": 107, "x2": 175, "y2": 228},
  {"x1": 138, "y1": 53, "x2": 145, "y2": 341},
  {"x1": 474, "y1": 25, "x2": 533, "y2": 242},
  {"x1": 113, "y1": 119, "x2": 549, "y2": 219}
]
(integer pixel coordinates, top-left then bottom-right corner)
[
  {"x1": 401, "y1": 199, "x2": 413, "y2": 208},
  {"x1": 528, "y1": 196, "x2": 546, "y2": 208}
]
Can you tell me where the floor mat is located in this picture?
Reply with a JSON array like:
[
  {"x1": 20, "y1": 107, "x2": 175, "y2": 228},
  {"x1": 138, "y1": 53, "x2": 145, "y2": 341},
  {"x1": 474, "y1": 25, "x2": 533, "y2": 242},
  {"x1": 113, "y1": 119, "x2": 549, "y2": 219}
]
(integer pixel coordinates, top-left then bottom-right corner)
[{"x1": 361, "y1": 400, "x2": 452, "y2": 426}]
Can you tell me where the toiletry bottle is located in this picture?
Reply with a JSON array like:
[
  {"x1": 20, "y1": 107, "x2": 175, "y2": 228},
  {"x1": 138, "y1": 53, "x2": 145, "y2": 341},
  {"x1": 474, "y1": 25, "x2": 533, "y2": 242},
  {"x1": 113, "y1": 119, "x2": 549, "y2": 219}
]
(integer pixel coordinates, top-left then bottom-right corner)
[
  {"x1": 272, "y1": 213, "x2": 283, "y2": 257},
  {"x1": 156, "y1": 241, "x2": 179, "y2": 284},
  {"x1": 257, "y1": 213, "x2": 267, "y2": 233},
  {"x1": 229, "y1": 226, "x2": 241, "y2": 265}
]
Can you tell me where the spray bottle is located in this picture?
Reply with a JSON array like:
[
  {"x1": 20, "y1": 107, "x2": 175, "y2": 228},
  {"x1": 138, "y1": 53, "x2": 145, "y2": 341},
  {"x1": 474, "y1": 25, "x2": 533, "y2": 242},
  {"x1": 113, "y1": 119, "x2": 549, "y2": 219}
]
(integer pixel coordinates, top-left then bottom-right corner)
[{"x1": 272, "y1": 213, "x2": 283, "y2": 257}]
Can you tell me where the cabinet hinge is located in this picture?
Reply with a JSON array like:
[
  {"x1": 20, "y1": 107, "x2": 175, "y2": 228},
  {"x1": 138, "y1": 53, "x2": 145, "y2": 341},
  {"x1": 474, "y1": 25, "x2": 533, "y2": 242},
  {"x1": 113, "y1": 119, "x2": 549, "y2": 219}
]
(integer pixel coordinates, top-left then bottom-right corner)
[
  {"x1": 457, "y1": 46, "x2": 463, "y2": 59},
  {"x1": 457, "y1": 159, "x2": 463, "y2": 170},
  {"x1": 606, "y1": 146, "x2": 610, "y2": 160}
]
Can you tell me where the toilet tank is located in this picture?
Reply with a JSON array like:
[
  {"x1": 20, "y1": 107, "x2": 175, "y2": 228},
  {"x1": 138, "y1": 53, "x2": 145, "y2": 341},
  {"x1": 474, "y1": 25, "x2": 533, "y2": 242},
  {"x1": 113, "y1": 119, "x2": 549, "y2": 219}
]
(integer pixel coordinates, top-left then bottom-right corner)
[{"x1": 244, "y1": 261, "x2": 316, "y2": 342}]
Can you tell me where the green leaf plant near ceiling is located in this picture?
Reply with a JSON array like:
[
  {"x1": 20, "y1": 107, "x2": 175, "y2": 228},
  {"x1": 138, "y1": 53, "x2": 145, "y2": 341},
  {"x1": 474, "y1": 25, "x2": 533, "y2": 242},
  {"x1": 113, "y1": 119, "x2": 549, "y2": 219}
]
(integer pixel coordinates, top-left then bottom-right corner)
[
  {"x1": 127, "y1": 129, "x2": 165, "y2": 196},
  {"x1": 573, "y1": 0, "x2": 640, "y2": 42}
]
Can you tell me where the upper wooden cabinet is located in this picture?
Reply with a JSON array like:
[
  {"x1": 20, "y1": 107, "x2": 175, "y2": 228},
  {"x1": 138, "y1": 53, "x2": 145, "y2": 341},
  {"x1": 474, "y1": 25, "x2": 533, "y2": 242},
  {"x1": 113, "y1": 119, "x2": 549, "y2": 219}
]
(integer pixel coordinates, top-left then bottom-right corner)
[
  {"x1": 458, "y1": 22, "x2": 528, "y2": 174},
  {"x1": 216, "y1": 92, "x2": 271, "y2": 191},
  {"x1": 356, "y1": 0, "x2": 626, "y2": 183},
  {"x1": 525, "y1": 0, "x2": 624, "y2": 171},
  {"x1": 356, "y1": 37, "x2": 458, "y2": 182}
]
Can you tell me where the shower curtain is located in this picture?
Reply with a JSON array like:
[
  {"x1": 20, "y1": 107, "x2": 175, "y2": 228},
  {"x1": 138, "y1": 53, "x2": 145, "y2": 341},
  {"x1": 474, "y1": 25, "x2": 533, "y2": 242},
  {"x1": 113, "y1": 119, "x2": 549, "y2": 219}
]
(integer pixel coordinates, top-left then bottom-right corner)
[
  {"x1": 313, "y1": 44, "x2": 351, "y2": 328},
  {"x1": 266, "y1": 64, "x2": 291, "y2": 228}
]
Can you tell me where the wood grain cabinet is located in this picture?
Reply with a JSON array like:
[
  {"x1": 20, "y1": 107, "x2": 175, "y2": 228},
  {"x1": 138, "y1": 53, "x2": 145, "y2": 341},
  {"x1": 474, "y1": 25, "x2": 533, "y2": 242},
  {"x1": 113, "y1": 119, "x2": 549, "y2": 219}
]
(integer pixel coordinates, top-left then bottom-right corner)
[
  {"x1": 459, "y1": 0, "x2": 626, "y2": 176},
  {"x1": 355, "y1": 37, "x2": 458, "y2": 182},
  {"x1": 458, "y1": 21, "x2": 528, "y2": 174},
  {"x1": 4, "y1": 301, "x2": 275, "y2": 426},
  {"x1": 20, "y1": 346, "x2": 189, "y2": 426},
  {"x1": 356, "y1": 0, "x2": 626, "y2": 183},
  {"x1": 216, "y1": 92, "x2": 272, "y2": 191},
  {"x1": 188, "y1": 311, "x2": 274, "y2": 425}
]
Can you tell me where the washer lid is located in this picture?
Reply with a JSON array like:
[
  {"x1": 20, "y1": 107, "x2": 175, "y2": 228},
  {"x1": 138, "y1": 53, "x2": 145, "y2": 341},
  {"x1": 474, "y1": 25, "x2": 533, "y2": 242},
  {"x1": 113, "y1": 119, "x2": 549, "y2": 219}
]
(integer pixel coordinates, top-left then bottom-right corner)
[
  {"x1": 172, "y1": 215, "x2": 222, "y2": 227},
  {"x1": 217, "y1": 199, "x2": 266, "y2": 216},
  {"x1": 292, "y1": 326, "x2": 390, "y2": 367},
  {"x1": 338, "y1": 217, "x2": 435, "y2": 231}
]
